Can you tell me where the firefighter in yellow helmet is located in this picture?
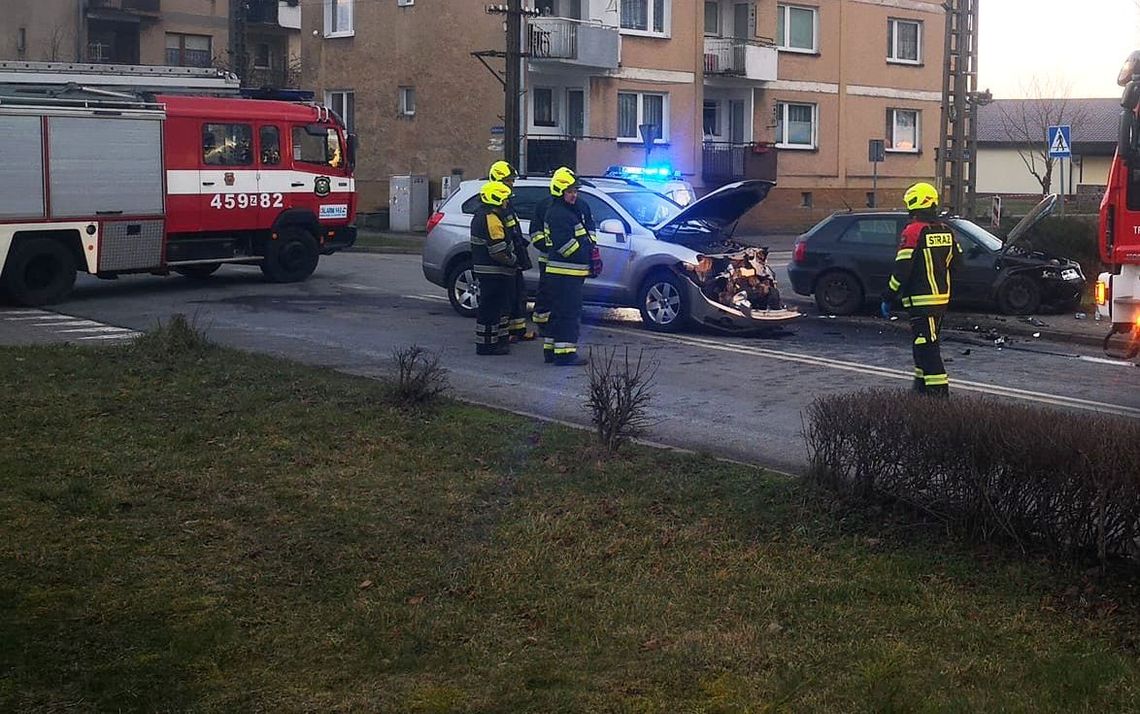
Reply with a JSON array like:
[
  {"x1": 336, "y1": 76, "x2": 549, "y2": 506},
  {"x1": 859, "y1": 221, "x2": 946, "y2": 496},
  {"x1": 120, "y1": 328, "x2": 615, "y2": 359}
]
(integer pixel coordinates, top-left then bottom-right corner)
[
  {"x1": 529, "y1": 167, "x2": 572, "y2": 339},
  {"x1": 470, "y1": 180, "x2": 518, "y2": 355},
  {"x1": 542, "y1": 169, "x2": 593, "y2": 366},
  {"x1": 883, "y1": 182, "x2": 962, "y2": 396},
  {"x1": 488, "y1": 161, "x2": 536, "y2": 342}
]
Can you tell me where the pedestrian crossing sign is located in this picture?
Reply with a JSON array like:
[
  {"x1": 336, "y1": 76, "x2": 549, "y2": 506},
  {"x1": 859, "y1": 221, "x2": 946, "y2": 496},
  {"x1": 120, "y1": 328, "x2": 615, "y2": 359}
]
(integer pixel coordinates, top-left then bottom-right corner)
[{"x1": 1048, "y1": 125, "x2": 1072, "y2": 158}]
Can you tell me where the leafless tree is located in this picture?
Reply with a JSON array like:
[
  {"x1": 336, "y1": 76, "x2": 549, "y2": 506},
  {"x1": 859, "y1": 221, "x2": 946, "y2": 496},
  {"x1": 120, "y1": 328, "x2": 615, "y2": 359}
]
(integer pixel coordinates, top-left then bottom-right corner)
[
  {"x1": 995, "y1": 77, "x2": 1090, "y2": 196},
  {"x1": 43, "y1": 23, "x2": 71, "y2": 62}
]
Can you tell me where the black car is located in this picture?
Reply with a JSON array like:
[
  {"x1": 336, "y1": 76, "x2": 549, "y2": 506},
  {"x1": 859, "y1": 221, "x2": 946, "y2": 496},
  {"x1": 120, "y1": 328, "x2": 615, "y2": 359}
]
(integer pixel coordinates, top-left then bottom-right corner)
[{"x1": 786, "y1": 195, "x2": 1086, "y2": 315}]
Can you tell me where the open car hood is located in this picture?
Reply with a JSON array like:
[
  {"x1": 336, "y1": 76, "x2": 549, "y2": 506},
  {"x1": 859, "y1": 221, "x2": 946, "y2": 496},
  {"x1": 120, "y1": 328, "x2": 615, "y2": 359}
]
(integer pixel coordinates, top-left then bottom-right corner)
[
  {"x1": 1002, "y1": 194, "x2": 1058, "y2": 254},
  {"x1": 654, "y1": 180, "x2": 774, "y2": 242}
]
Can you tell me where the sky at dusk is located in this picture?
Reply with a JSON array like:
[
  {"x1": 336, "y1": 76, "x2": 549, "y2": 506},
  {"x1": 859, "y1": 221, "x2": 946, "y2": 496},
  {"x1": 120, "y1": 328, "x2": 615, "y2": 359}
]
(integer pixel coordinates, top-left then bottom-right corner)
[{"x1": 978, "y1": 0, "x2": 1138, "y2": 99}]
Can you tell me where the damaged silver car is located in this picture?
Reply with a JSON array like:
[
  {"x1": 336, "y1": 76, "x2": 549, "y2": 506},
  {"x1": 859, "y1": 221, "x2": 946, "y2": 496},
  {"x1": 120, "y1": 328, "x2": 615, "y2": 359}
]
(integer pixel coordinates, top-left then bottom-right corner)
[{"x1": 422, "y1": 177, "x2": 800, "y2": 333}]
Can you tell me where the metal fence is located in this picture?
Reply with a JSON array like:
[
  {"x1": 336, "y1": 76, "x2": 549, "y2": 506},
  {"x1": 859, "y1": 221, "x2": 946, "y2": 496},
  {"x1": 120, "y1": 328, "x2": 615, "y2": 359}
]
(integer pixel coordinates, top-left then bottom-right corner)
[
  {"x1": 703, "y1": 38, "x2": 748, "y2": 75},
  {"x1": 702, "y1": 142, "x2": 778, "y2": 183},
  {"x1": 529, "y1": 19, "x2": 577, "y2": 60}
]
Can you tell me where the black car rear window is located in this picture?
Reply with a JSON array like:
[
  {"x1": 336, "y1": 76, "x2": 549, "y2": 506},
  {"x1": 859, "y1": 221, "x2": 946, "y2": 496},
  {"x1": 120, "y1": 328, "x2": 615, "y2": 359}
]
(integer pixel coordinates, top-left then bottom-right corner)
[
  {"x1": 839, "y1": 217, "x2": 903, "y2": 246},
  {"x1": 460, "y1": 185, "x2": 548, "y2": 220}
]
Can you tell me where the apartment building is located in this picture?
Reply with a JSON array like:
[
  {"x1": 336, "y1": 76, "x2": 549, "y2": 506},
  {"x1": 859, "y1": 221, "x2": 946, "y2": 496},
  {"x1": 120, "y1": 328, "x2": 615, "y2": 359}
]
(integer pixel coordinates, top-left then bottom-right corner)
[
  {"x1": 0, "y1": 1, "x2": 300, "y2": 89},
  {"x1": 302, "y1": 0, "x2": 945, "y2": 230}
]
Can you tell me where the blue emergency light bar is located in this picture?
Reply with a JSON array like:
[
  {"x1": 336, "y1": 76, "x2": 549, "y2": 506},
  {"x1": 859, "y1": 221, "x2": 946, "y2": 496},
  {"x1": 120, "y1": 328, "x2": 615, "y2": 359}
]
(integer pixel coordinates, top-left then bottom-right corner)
[{"x1": 605, "y1": 165, "x2": 682, "y2": 180}]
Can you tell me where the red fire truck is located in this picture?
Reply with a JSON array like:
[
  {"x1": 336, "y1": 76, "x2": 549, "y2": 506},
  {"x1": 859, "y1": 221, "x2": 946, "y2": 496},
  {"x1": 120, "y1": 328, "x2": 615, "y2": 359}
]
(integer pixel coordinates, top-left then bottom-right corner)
[
  {"x1": 0, "y1": 62, "x2": 356, "y2": 306},
  {"x1": 1097, "y1": 52, "x2": 1140, "y2": 358}
]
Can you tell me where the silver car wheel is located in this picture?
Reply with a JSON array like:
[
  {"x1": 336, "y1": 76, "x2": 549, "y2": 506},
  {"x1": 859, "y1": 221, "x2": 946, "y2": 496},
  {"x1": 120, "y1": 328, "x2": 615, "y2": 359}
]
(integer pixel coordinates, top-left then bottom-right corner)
[
  {"x1": 645, "y1": 282, "x2": 681, "y2": 324},
  {"x1": 455, "y1": 269, "x2": 479, "y2": 311}
]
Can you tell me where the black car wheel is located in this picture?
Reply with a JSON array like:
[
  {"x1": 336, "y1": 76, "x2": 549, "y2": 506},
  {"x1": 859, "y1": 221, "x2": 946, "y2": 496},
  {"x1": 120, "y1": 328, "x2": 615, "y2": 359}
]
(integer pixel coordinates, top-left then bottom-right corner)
[
  {"x1": 261, "y1": 227, "x2": 319, "y2": 283},
  {"x1": 447, "y1": 260, "x2": 479, "y2": 318},
  {"x1": 638, "y1": 271, "x2": 688, "y2": 333},
  {"x1": 813, "y1": 270, "x2": 864, "y2": 316},
  {"x1": 996, "y1": 275, "x2": 1042, "y2": 315}
]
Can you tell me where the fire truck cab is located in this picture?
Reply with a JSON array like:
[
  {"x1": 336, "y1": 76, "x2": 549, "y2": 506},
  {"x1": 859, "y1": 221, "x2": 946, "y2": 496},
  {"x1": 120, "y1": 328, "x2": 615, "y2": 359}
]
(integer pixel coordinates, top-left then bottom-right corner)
[{"x1": 0, "y1": 62, "x2": 356, "y2": 306}]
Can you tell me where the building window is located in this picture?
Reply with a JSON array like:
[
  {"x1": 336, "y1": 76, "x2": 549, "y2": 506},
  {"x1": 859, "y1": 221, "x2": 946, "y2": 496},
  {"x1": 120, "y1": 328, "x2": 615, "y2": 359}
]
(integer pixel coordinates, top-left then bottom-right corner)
[
  {"x1": 887, "y1": 108, "x2": 919, "y2": 152},
  {"x1": 324, "y1": 0, "x2": 354, "y2": 37},
  {"x1": 703, "y1": 100, "x2": 720, "y2": 137},
  {"x1": 704, "y1": 1, "x2": 720, "y2": 35},
  {"x1": 775, "y1": 102, "x2": 816, "y2": 149},
  {"x1": 618, "y1": 92, "x2": 667, "y2": 142},
  {"x1": 887, "y1": 18, "x2": 921, "y2": 64},
  {"x1": 325, "y1": 90, "x2": 355, "y2": 132},
  {"x1": 253, "y1": 43, "x2": 271, "y2": 69},
  {"x1": 165, "y1": 33, "x2": 212, "y2": 68},
  {"x1": 801, "y1": 191, "x2": 813, "y2": 208},
  {"x1": 776, "y1": 4, "x2": 817, "y2": 53},
  {"x1": 398, "y1": 87, "x2": 416, "y2": 117},
  {"x1": 533, "y1": 88, "x2": 557, "y2": 127},
  {"x1": 620, "y1": 0, "x2": 667, "y2": 34}
]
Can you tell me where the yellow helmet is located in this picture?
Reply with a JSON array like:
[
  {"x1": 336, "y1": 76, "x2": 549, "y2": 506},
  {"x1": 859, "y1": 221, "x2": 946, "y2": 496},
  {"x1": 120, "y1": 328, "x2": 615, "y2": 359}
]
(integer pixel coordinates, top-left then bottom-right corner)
[
  {"x1": 480, "y1": 180, "x2": 512, "y2": 207},
  {"x1": 489, "y1": 160, "x2": 517, "y2": 182},
  {"x1": 550, "y1": 166, "x2": 578, "y2": 197},
  {"x1": 903, "y1": 182, "x2": 939, "y2": 212}
]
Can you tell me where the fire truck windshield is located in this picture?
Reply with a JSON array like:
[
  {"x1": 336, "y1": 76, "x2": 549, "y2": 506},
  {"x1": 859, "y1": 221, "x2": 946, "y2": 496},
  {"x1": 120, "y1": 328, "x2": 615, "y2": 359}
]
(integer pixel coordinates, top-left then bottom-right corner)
[{"x1": 292, "y1": 125, "x2": 344, "y2": 169}]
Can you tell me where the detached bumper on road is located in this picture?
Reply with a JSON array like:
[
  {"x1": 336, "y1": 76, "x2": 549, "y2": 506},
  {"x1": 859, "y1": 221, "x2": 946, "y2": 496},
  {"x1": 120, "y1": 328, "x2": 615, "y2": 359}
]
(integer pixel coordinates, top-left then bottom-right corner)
[{"x1": 322, "y1": 226, "x2": 357, "y2": 254}]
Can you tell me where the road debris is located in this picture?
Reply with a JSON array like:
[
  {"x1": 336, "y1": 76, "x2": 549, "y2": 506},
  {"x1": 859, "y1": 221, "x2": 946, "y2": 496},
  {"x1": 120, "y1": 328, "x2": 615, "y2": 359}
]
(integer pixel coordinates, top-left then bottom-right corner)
[{"x1": 1075, "y1": 312, "x2": 1087, "y2": 320}]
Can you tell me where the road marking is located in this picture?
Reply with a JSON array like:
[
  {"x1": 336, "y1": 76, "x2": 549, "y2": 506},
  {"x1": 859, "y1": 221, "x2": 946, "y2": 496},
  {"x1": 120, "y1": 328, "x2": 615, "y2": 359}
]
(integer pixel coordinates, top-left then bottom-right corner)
[
  {"x1": 58, "y1": 326, "x2": 137, "y2": 334},
  {"x1": 31, "y1": 320, "x2": 101, "y2": 328},
  {"x1": 1078, "y1": 355, "x2": 1137, "y2": 368},
  {"x1": 76, "y1": 333, "x2": 138, "y2": 341},
  {"x1": 405, "y1": 294, "x2": 449, "y2": 303},
  {"x1": 6, "y1": 314, "x2": 78, "y2": 321},
  {"x1": 0, "y1": 309, "x2": 48, "y2": 317},
  {"x1": 594, "y1": 325, "x2": 1140, "y2": 419}
]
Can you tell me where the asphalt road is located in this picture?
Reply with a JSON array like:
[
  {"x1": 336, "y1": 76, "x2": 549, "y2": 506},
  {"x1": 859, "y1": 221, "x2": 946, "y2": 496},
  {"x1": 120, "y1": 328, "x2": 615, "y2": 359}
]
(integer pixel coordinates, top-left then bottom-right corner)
[{"x1": 7, "y1": 252, "x2": 1138, "y2": 475}]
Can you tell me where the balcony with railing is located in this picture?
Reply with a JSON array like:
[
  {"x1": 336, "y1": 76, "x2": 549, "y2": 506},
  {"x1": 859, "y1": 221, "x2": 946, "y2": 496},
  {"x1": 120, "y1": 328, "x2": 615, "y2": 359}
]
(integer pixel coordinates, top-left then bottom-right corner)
[
  {"x1": 528, "y1": 18, "x2": 619, "y2": 70},
  {"x1": 702, "y1": 142, "x2": 778, "y2": 185},
  {"x1": 703, "y1": 38, "x2": 777, "y2": 82}
]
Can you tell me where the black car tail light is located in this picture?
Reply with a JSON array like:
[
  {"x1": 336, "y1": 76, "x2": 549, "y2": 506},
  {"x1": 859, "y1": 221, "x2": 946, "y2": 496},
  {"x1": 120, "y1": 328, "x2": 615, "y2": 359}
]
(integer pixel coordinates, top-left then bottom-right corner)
[{"x1": 793, "y1": 241, "x2": 807, "y2": 264}]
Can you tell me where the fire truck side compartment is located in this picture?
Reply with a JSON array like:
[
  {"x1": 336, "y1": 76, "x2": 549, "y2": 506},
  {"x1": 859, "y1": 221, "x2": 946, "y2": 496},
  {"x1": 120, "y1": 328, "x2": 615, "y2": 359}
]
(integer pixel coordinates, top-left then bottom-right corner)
[
  {"x1": 48, "y1": 116, "x2": 164, "y2": 219},
  {"x1": 0, "y1": 117, "x2": 46, "y2": 219},
  {"x1": 99, "y1": 220, "x2": 166, "y2": 272}
]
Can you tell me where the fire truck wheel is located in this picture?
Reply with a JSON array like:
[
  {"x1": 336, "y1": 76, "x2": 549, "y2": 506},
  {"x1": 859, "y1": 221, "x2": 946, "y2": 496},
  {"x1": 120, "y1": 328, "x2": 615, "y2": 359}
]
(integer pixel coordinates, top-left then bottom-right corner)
[
  {"x1": 174, "y1": 264, "x2": 222, "y2": 279},
  {"x1": 261, "y1": 228, "x2": 319, "y2": 283},
  {"x1": 2, "y1": 238, "x2": 77, "y2": 307}
]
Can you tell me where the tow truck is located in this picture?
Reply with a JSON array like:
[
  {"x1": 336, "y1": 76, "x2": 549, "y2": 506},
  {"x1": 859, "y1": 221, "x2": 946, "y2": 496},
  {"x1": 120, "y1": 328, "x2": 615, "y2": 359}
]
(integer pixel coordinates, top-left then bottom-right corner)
[
  {"x1": 1097, "y1": 52, "x2": 1140, "y2": 359},
  {"x1": 0, "y1": 61, "x2": 357, "y2": 306}
]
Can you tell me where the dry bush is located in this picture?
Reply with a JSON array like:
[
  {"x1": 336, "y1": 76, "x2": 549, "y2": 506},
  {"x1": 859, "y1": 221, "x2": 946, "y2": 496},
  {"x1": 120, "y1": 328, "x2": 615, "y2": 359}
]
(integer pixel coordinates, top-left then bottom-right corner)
[
  {"x1": 585, "y1": 347, "x2": 658, "y2": 453},
  {"x1": 132, "y1": 313, "x2": 212, "y2": 360},
  {"x1": 804, "y1": 389, "x2": 1140, "y2": 568},
  {"x1": 389, "y1": 345, "x2": 449, "y2": 410}
]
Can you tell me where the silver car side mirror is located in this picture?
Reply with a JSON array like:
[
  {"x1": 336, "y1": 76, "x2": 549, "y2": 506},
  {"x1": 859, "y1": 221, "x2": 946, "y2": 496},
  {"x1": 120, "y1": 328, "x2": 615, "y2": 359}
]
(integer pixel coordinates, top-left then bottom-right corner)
[{"x1": 599, "y1": 218, "x2": 626, "y2": 242}]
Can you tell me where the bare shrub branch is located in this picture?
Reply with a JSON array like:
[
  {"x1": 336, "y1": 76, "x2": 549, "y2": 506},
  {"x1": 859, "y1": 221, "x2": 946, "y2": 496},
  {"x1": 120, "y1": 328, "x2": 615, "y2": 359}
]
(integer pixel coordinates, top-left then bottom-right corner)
[
  {"x1": 585, "y1": 347, "x2": 658, "y2": 453},
  {"x1": 389, "y1": 345, "x2": 449, "y2": 410}
]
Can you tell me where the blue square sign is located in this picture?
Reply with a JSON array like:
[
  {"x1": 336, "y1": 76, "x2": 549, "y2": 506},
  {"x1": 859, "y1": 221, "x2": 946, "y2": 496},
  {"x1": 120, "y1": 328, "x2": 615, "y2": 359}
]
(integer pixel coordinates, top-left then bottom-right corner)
[{"x1": 1048, "y1": 125, "x2": 1072, "y2": 158}]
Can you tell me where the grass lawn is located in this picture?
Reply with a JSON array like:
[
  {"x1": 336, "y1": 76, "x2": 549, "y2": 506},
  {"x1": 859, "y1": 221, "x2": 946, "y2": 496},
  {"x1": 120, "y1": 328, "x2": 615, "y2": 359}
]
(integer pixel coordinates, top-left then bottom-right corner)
[
  {"x1": 2, "y1": 332, "x2": 1139, "y2": 712},
  {"x1": 351, "y1": 231, "x2": 426, "y2": 254}
]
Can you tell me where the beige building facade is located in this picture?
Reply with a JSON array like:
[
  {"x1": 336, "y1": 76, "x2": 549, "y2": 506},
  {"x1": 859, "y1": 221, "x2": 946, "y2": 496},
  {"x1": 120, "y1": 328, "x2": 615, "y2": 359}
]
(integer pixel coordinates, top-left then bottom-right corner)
[
  {"x1": 1, "y1": 1, "x2": 299, "y2": 89},
  {"x1": 301, "y1": 0, "x2": 946, "y2": 230}
]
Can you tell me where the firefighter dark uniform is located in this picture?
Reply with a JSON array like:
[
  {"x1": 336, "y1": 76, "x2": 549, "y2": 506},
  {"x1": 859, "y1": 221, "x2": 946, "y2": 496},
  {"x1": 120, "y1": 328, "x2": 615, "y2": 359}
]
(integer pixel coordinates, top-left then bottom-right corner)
[
  {"x1": 544, "y1": 173, "x2": 592, "y2": 366},
  {"x1": 489, "y1": 161, "x2": 535, "y2": 341},
  {"x1": 470, "y1": 181, "x2": 518, "y2": 355},
  {"x1": 884, "y1": 182, "x2": 962, "y2": 396},
  {"x1": 531, "y1": 167, "x2": 592, "y2": 340}
]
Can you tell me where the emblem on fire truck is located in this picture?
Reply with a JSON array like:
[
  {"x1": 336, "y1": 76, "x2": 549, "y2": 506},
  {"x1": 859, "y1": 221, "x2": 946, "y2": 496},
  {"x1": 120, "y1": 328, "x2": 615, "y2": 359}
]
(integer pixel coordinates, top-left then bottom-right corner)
[
  {"x1": 314, "y1": 176, "x2": 331, "y2": 198},
  {"x1": 224, "y1": 172, "x2": 235, "y2": 186}
]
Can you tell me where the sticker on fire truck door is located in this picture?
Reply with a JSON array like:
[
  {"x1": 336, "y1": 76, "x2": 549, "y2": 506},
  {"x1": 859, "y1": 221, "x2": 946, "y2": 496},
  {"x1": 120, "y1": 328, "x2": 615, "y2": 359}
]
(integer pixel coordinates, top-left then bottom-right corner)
[{"x1": 319, "y1": 204, "x2": 348, "y2": 220}]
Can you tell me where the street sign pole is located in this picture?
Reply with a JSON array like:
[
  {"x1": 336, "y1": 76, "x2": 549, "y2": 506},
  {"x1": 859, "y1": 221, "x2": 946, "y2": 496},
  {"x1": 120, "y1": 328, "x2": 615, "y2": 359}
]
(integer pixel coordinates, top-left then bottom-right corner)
[
  {"x1": 868, "y1": 139, "x2": 885, "y2": 208},
  {"x1": 1047, "y1": 124, "x2": 1072, "y2": 217},
  {"x1": 1060, "y1": 157, "x2": 1065, "y2": 216}
]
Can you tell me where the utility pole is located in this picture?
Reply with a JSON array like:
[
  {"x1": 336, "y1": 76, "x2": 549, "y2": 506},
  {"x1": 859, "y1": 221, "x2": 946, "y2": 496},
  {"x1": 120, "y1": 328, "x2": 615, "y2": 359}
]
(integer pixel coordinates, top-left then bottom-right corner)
[
  {"x1": 481, "y1": 3, "x2": 538, "y2": 170},
  {"x1": 937, "y1": 0, "x2": 981, "y2": 217}
]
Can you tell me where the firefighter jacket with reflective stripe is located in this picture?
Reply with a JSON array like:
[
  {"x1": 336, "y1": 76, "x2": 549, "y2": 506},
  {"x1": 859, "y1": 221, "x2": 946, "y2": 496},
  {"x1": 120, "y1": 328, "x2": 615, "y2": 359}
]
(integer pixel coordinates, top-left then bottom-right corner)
[
  {"x1": 471, "y1": 204, "x2": 517, "y2": 276},
  {"x1": 545, "y1": 199, "x2": 592, "y2": 278},
  {"x1": 503, "y1": 200, "x2": 532, "y2": 271},
  {"x1": 886, "y1": 220, "x2": 961, "y2": 313},
  {"x1": 530, "y1": 195, "x2": 554, "y2": 264}
]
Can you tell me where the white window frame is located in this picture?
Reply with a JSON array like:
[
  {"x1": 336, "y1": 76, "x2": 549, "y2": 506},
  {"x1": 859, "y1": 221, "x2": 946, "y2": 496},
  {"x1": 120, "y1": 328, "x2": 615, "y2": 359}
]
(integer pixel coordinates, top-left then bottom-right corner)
[
  {"x1": 619, "y1": 0, "x2": 671, "y2": 38},
  {"x1": 774, "y1": 101, "x2": 817, "y2": 150},
  {"x1": 703, "y1": 99, "x2": 722, "y2": 139},
  {"x1": 324, "y1": 0, "x2": 355, "y2": 38},
  {"x1": 397, "y1": 0, "x2": 415, "y2": 6},
  {"x1": 887, "y1": 108, "x2": 920, "y2": 153},
  {"x1": 398, "y1": 87, "x2": 416, "y2": 117},
  {"x1": 617, "y1": 91, "x2": 669, "y2": 143},
  {"x1": 532, "y1": 87, "x2": 559, "y2": 128},
  {"x1": 704, "y1": 1, "x2": 721, "y2": 36},
  {"x1": 325, "y1": 90, "x2": 354, "y2": 132},
  {"x1": 776, "y1": 4, "x2": 818, "y2": 54},
  {"x1": 887, "y1": 18, "x2": 922, "y2": 65}
]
